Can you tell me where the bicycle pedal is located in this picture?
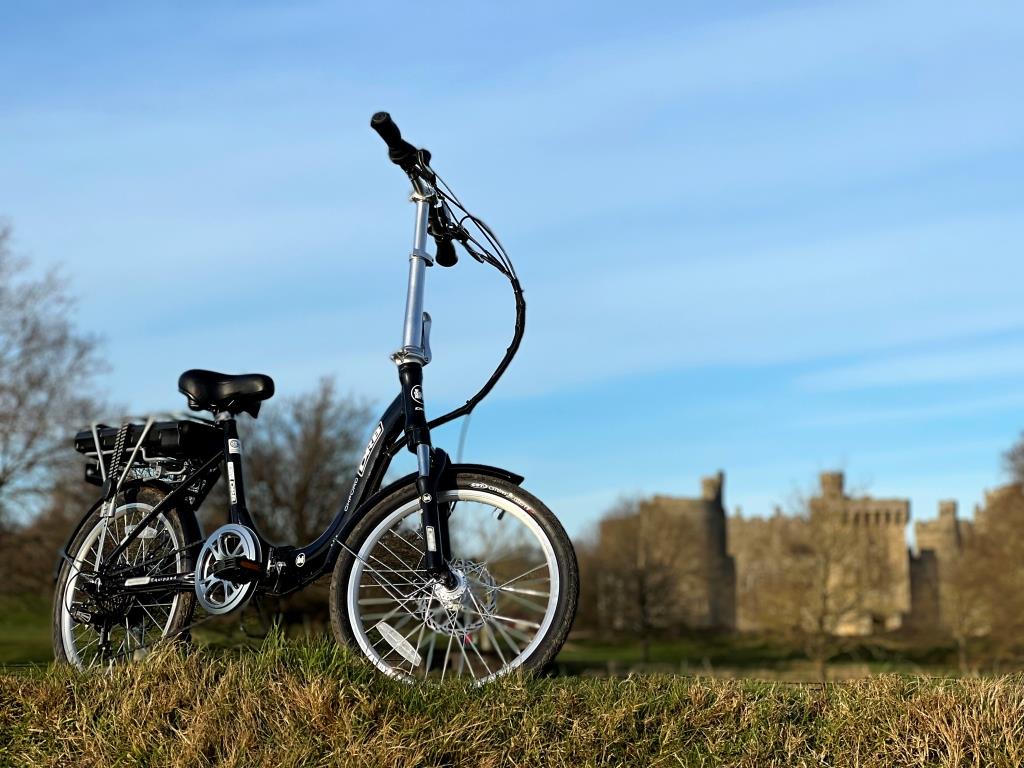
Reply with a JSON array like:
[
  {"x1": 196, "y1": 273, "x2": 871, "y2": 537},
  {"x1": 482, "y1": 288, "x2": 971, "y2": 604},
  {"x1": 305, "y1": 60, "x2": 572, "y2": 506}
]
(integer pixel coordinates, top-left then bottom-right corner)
[{"x1": 210, "y1": 556, "x2": 265, "y2": 583}]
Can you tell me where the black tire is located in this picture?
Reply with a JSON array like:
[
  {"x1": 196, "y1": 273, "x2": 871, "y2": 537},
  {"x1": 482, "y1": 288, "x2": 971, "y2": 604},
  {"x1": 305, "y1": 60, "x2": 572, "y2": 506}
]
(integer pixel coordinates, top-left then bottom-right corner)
[
  {"x1": 53, "y1": 484, "x2": 198, "y2": 667},
  {"x1": 330, "y1": 472, "x2": 578, "y2": 682}
]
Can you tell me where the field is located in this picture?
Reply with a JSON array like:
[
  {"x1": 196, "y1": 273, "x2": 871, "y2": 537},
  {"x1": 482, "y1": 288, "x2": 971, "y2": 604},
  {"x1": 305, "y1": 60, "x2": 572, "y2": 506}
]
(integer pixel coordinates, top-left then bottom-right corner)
[
  {"x1": 0, "y1": 597, "x2": 50, "y2": 667},
  {"x1": 0, "y1": 595, "x2": 965, "y2": 681},
  {"x1": 3, "y1": 635, "x2": 1024, "y2": 767}
]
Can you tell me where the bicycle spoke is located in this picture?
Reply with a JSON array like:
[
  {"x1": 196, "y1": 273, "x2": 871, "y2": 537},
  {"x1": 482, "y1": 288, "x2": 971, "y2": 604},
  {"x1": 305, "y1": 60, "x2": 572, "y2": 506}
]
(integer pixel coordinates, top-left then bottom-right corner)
[
  {"x1": 467, "y1": 589, "x2": 509, "y2": 669},
  {"x1": 493, "y1": 563, "x2": 548, "y2": 590},
  {"x1": 456, "y1": 630, "x2": 473, "y2": 678},
  {"x1": 385, "y1": 526, "x2": 425, "y2": 557},
  {"x1": 494, "y1": 585, "x2": 549, "y2": 598},
  {"x1": 440, "y1": 632, "x2": 455, "y2": 681},
  {"x1": 463, "y1": 627, "x2": 492, "y2": 677},
  {"x1": 459, "y1": 603, "x2": 541, "y2": 631},
  {"x1": 411, "y1": 621, "x2": 428, "y2": 674},
  {"x1": 498, "y1": 590, "x2": 549, "y2": 614},
  {"x1": 375, "y1": 538, "x2": 419, "y2": 575},
  {"x1": 425, "y1": 631, "x2": 438, "y2": 677}
]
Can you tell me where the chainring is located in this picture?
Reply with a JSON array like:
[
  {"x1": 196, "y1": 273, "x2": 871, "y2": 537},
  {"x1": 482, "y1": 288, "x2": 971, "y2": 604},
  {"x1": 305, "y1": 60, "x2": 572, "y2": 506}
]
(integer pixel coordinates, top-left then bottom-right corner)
[{"x1": 194, "y1": 523, "x2": 262, "y2": 615}]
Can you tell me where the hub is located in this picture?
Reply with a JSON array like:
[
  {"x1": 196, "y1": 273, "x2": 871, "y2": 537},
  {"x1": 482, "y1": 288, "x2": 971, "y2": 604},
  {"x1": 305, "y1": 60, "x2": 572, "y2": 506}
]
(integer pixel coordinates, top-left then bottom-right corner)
[
  {"x1": 418, "y1": 559, "x2": 499, "y2": 636},
  {"x1": 432, "y1": 567, "x2": 468, "y2": 610}
]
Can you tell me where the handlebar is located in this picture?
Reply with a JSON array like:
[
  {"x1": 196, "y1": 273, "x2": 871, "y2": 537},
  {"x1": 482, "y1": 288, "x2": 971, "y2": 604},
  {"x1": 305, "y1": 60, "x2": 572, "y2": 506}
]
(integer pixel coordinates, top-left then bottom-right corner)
[
  {"x1": 374, "y1": 111, "x2": 462, "y2": 267},
  {"x1": 368, "y1": 112, "x2": 525, "y2": 432}
]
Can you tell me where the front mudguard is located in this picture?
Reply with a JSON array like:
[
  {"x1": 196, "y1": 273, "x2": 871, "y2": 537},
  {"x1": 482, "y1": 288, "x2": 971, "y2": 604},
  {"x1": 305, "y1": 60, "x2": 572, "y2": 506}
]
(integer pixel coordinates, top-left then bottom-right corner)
[{"x1": 337, "y1": 462, "x2": 525, "y2": 543}]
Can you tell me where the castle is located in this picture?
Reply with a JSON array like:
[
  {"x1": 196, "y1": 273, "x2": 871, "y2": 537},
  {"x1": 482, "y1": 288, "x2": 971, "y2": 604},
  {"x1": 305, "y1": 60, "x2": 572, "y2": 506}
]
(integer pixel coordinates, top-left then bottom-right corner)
[
  {"x1": 594, "y1": 473, "x2": 735, "y2": 632},
  {"x1": 598, "y1": 470, "x2": 983, "y2": 635}
]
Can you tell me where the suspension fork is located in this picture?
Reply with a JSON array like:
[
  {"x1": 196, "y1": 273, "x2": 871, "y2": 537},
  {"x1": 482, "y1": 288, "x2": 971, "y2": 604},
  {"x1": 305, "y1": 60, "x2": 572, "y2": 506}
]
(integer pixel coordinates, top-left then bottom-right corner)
[{"x1": 398, "y1": 362, "x2": 455, "y2": 587}]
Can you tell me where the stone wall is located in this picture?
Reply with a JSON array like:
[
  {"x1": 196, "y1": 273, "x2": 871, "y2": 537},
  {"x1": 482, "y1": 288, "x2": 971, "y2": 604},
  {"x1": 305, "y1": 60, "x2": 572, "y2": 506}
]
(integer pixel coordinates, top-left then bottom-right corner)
[
  {"x1": 592, "y1": 472, "x2": 737, "y2": 630},
  {"x1": 596, "y1": 469, "x2": 998, "y2": 638},
  {"x1": 729, "y1": 471, "x2": 913, "y2": 635}
]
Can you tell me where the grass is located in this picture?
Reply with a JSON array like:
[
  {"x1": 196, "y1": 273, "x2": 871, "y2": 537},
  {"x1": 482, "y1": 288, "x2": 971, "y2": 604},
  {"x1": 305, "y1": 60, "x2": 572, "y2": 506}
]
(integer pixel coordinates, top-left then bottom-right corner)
[
  {"x1": 557, "y1": 634, "x2": 801, "y2": 667},
  {"x1": 3, "y1": 635, "x2": 1024, "y2": 767},
  {"x1": 0, "y1": 595, "x2": 966, "y2": 680}
]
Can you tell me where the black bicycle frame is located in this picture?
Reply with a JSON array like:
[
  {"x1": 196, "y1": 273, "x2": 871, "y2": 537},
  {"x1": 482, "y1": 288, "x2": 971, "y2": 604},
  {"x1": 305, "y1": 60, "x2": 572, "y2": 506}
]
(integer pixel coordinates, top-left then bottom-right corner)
[{"x1": 99, "y1": 378, "x2": 451, "y2": 594}]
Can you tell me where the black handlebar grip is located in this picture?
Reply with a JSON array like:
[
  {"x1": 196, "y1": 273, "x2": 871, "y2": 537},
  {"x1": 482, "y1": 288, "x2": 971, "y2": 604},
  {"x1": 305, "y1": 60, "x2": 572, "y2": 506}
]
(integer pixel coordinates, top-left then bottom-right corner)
[
  {"x1": 371, "y1": 111, "x2": 419, "y2": 171},
  {"x1": 371, "y1": 111, "x2": 403, "y2": 148}
]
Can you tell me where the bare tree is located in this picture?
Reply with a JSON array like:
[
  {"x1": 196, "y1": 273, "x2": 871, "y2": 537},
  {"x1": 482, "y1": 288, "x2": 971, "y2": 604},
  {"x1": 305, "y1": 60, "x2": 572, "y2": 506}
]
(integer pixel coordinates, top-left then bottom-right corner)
[
  {"x1": 940, "y1": 536, "x2": 991, "y2": 675},
  {"x1": 0, "y1": 223, "x2": 103, "y2": 529},
  {"x1": 591, "y1": 497, "x2": 703, "y2": 662},
  {"x1": 239, "y1": 377, "x2": 373, "y2": 545},
  {"x1": 1003, "y1": 435, "x2": 1024, "y2": 483},
  {"x1": 0, "y1": 457, "x2": 99, "y2": 596},
  {"x1": 961, "y1": 484, "x2": 1024, "y2": 671},
  {"x1": 741, "y1": 494, "x2": 889, "y2": 681}
]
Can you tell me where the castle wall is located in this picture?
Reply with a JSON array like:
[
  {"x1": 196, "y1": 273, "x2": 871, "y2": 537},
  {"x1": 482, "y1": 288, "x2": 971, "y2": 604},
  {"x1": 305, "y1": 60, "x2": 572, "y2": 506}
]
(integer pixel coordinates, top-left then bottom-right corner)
[
  {"x1": 646, "y1": 471, "x2": 736, "y2": 629},
  {"x1": 907, "y1": 550, "x2": 941, "y2": 632},
  {"x1": 597, "y1": 469, "x2": 997, "y2": 639},
  {"x1": 729, "y1": 471, "x2": 915, "y2": 635},
  {"x1": 810, "y1": 472, "x2": 912, "y2": 633},
  {"x1": 593, "y1": 473, "x2": 736, "y2": 632},
  {"x1": 913, "y1": 500, "x2": 975, "y2": 632}
]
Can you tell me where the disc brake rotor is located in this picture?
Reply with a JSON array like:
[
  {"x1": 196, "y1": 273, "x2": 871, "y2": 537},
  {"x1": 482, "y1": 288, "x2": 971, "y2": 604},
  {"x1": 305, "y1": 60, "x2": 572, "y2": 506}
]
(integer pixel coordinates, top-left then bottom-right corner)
[{"x1": 419, "y1": 559, "x2": 498, "y2": 635}]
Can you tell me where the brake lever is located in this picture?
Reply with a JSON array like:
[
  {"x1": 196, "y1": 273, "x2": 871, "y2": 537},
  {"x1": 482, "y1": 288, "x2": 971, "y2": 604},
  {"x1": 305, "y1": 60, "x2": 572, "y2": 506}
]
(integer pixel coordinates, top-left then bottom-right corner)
[{"x1": 428, "y1": 202, "x2": 463, "y2": 267}]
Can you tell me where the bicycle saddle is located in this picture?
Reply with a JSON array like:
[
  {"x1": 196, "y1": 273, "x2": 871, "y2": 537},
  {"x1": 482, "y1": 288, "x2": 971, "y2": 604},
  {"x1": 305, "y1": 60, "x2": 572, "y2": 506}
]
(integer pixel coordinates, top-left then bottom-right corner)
[{"x1": 178, "y1": 369, "x2": 275, "y2": 418}]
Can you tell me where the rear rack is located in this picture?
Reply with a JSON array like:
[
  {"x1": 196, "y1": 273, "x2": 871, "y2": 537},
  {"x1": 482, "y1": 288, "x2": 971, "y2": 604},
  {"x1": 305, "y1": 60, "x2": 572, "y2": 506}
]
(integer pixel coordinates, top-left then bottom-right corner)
[{"x1": 74, "y1": 413, "x2": 222, "y2": 489}]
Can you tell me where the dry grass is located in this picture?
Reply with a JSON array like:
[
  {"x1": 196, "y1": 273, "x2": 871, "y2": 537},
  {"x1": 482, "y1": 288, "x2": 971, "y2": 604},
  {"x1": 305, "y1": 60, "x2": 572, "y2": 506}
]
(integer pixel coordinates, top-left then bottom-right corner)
[{"x1": 2, "y1": 634, "x2": 1024, "y2": 767}]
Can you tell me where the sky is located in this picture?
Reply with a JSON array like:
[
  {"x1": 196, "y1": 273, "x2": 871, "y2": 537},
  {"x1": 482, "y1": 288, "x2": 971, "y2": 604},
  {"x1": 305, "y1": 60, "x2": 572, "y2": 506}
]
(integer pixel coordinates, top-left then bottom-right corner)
[{"x1": 3, "y1": 1, "x2": 1023, "y2": 540}]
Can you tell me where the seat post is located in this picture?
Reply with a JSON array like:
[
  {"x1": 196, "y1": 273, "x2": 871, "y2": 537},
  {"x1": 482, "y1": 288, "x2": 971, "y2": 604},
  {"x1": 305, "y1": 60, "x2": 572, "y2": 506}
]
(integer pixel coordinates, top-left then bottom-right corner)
[{"x1": 217, "y1": 413, "x2": 251, "y2": 526}]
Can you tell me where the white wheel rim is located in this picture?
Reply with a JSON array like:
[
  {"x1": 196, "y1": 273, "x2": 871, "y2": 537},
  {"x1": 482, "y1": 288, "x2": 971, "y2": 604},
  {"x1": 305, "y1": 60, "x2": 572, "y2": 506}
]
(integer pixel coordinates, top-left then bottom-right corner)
[
  {"x1": 60, "y1": 502, "x2": 185, "y2": 667},
  {"x1": 346, "y1": 488, "x2": 560, "y2": 684}
]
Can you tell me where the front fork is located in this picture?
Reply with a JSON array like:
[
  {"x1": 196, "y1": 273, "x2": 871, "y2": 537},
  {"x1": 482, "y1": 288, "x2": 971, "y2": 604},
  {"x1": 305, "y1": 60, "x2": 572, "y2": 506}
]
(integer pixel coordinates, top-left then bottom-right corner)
[{"x1": 398, "y1": 362, "x2": 455, "y2": 587}]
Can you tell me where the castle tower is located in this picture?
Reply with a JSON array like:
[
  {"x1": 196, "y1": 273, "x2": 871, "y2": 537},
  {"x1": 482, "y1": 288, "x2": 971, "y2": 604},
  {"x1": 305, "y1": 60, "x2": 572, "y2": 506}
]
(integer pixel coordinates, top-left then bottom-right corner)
[
  {"x1": 640, "y1": 471, "x2": 736, "y2": 630},
  {"x1": 820, "y1": 471, "x2": 845, "y2": 499},
  {"x1": 912, "y1": 499, "x2": 970, "y2": 632},
  {"x1": 810, "y1": 471, "x2": 912, "y2": 634}
]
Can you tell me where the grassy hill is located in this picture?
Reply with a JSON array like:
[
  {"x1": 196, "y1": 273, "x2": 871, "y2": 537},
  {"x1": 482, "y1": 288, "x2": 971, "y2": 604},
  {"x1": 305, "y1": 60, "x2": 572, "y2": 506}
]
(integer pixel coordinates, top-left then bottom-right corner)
[{"x1": 3, "y1": 635, "x2": 1024, "y2": 767}]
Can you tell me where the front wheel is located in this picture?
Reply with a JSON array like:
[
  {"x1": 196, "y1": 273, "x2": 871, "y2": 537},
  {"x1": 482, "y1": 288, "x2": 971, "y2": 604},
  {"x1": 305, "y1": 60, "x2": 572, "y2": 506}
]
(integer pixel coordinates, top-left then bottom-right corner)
[{"x1": 330, "y1": 472, "x2": 578, "y2": 683}]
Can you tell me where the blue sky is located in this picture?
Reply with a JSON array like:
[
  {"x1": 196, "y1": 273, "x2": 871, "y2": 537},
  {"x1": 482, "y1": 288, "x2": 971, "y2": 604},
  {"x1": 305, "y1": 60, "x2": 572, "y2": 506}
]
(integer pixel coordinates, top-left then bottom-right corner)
[{"x1": 3, "y1": 1, "x2": 1023, "y2": 539}]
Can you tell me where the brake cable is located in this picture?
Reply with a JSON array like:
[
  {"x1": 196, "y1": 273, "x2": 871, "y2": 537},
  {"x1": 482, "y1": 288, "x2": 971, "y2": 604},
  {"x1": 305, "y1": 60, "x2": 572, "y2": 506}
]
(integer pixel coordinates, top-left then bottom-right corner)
[{"x1": 397, "y1": 166, "x2": 526, "y2": 437}]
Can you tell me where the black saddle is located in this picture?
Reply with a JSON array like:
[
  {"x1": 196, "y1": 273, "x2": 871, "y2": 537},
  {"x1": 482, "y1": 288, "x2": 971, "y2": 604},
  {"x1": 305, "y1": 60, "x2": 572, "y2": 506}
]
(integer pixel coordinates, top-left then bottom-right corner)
[{"x1": 178, "y1": 369, "x2": 275, "y2": 417}]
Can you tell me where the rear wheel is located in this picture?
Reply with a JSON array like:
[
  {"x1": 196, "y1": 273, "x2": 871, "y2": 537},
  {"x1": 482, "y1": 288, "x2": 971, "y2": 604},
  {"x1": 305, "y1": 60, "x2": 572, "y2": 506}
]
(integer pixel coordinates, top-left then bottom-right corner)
[
  {"x1": 330, "y1": 473, "x2": 578, "y2": 683},
  {"x1": 52, "y1": 485, "x2": 197, "y2": 667}
]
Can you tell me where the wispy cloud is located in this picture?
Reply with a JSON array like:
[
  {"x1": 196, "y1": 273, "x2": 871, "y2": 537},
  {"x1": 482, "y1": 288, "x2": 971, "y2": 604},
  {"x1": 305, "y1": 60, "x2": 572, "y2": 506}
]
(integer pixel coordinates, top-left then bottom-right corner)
[
  {"x1": 796, "y1": 392, "x2": 1024, "y2": 428},
  {"x1": 797, "y1": 343, "x2": 1024, "y2": 392}
]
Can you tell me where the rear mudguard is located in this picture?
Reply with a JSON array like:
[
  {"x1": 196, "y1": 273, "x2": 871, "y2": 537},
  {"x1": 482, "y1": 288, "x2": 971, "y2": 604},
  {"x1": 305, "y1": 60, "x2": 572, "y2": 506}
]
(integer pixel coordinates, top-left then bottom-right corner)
[{"x1": 52, "y1": 479, "x2": 204, "y2": 583}]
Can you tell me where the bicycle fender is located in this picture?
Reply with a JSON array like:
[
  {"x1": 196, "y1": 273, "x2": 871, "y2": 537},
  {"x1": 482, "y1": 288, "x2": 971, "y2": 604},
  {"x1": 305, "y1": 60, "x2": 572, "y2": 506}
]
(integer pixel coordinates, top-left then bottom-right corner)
[
  {"x1": 439, "y1": 463, "x2": 525, "y2": 489},
  {"x1": 338, "y1": 463, "x2": 525, "y2": 540},
  {"x1": 53, "y1": 496, "x2": 106, "y2": 583},
  {"x1": 52, "y1": 479, "x2": 204, "y2": 582}
]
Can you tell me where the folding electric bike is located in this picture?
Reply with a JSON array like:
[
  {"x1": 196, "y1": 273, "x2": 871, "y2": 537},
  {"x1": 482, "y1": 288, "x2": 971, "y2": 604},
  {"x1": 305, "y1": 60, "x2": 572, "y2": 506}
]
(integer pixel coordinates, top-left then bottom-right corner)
[{"x1": 52, "y1": 113, "x2": 579, "y2": 682}]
